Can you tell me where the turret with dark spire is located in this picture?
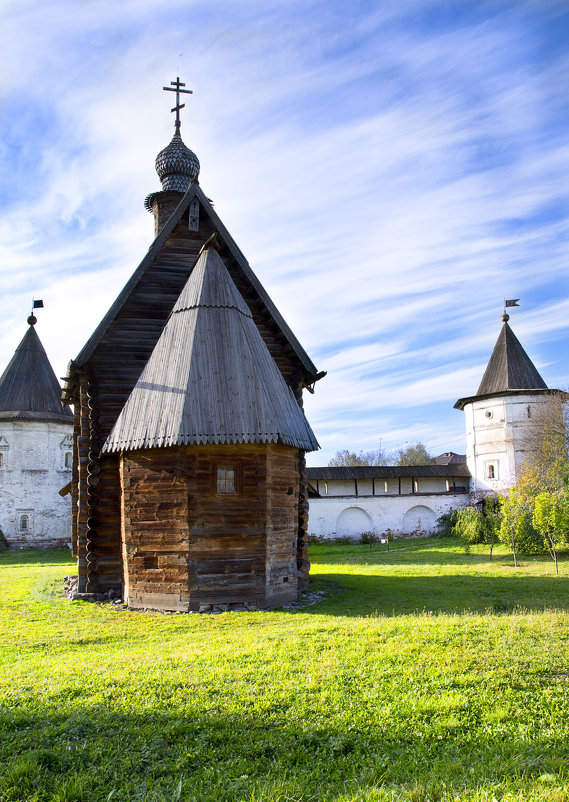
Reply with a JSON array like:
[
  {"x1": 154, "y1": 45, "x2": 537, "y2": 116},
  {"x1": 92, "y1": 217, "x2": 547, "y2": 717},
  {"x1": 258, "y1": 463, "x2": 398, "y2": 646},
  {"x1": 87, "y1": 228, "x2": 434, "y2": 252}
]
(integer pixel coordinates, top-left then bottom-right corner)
[
  {"x1": 0, "y1": 315, "x2": 72, "y2": 423},
  {"x1": 455, "y1": 314, "x2": 548, "y2": 410},
  {"x1": 0, "y1": 309, "x2": 73, "y2": 548},
  {"x1": 455, "y1": 310, "x2": 560, "y2": 496}
]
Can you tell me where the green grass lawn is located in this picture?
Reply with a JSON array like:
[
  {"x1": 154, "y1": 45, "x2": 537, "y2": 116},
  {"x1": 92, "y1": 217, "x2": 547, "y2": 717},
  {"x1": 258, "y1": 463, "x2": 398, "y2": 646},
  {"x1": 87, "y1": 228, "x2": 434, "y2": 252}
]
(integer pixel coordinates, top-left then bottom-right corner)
[{"x1": 2, "y1": 539, "x2": 569, "y2": 802}]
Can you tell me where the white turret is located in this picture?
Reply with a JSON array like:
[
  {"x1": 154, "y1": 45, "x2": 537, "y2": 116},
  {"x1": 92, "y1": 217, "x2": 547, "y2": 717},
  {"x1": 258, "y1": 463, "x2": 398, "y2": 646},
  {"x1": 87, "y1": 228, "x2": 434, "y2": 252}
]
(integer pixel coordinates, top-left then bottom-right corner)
[
  {"x1": 455, "y1": 314, "x2": 557, "y2": 497},
  {"x1": 0, "y1": 315, "x2": 73, "y2": 546}
]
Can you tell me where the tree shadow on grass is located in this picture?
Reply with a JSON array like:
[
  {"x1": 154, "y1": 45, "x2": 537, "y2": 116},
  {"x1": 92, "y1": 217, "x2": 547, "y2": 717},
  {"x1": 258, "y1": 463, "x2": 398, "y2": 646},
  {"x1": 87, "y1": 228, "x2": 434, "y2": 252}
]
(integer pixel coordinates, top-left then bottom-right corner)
[
  {"x1": 1, "y1": 704, "x2": 566, "y2": 802},
  {"x1": 306, "y1": 571, "x2": 569, "y2": 617},
  {"x1": 309, "y1": 538, "x2": 508, "y2": 568}
]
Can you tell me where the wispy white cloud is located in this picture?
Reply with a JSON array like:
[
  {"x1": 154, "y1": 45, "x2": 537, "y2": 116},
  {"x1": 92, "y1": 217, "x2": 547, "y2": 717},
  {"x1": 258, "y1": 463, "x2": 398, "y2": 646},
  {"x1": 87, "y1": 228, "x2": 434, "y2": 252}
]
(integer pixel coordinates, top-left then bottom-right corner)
[{"x1": 1, "y1": 0, "x2": 568, "y2": 467}]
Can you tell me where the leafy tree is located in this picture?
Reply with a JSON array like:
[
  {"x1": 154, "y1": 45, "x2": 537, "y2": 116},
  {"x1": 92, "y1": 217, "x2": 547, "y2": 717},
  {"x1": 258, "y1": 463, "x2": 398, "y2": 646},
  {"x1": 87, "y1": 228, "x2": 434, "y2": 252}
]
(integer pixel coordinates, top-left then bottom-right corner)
[
  {"x1": 520, "y1": 392, "x2": 569, "y2": 492},
  {"x1": 396, "y1": 442, "x2": 436, "y2": 466},
  {"x1": 328, "y1": 448, "x2": 390, "y2": 467},
  {"x1": 483, "y1": 498, "x2": 502, "y2": 559},
  {"x1": 453, "y1": 499, "x2": 501, "y2": 559},
  {"x1": 499, "y1": 489, "x2": 542, "y2": 566},
  {"x1": 436, "y1": 508, "x2": 460, "y2": 537},
  {"x1": 453, "y1": 506, "x2": 481, "y2": 548},
  {"x1": 532, "y1": 489, "x2": 569, "y2": 575}
]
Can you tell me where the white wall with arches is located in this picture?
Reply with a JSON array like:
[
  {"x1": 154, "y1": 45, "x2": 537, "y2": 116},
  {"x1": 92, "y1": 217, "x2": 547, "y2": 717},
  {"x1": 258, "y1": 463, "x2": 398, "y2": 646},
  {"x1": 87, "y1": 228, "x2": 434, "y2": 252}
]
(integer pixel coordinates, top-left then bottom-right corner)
[{"x1": 308, "y1": 492, "x2": 469, "y2": 540}]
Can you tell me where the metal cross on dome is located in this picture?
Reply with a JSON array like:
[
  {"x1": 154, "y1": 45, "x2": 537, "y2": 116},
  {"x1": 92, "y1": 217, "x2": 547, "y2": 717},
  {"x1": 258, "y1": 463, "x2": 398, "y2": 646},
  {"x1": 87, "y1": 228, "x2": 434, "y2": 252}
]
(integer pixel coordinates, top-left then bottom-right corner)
[{"x1": 163, "y1": 76, "x2": 192, "y2": 134}]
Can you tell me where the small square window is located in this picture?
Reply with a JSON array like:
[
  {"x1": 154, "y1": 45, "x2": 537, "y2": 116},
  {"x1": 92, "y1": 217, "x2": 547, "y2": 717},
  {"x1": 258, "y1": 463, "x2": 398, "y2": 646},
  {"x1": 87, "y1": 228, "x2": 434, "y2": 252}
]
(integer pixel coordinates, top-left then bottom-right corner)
[
  {"x1": 217, "y1": 466, "x2": 236, "y2": 494},
  {"x1": 64, "y1": 452, "x2": 72, "y2": 469}
]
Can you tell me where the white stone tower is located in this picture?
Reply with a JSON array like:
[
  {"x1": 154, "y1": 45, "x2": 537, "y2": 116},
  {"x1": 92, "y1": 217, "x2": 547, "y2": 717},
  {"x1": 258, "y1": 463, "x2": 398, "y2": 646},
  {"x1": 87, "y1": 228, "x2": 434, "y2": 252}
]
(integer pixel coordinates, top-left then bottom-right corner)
[
  {"x1": 0, "y1": 314, "x2": 73, "y2": 546},
  {"x1": 454, "y1": 313, "x2": 558, "y2": 498}
]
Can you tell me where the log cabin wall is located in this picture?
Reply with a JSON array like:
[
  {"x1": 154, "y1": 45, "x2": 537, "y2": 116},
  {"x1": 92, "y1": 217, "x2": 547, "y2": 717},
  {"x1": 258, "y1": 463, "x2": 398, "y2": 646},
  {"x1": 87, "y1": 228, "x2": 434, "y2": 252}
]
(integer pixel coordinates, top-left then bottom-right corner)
[
  {"x1": 75, "y1": 374, "x2": 90, "y2": 592},
  {"x1": 292, "y1": 387, "x2": 310, "y2": 588},
  {"x1": 187, "y1": 444, "x2": 267, "y2": 611},
  {"x1": 120, "y1": 449, "x2": 192, "y2": 611},
  {"x1": 265, "y1": 444, "x2": 300, "y2": 605},
  {"x1": 119, "y1": 443, "x2": 300, "y2": 611},
  {"x1": 95, "y1": 456, "x2": 122, "y2": 590},
  {"x1": 71, "y1": 403, "x2": 80, "y2": 557}
]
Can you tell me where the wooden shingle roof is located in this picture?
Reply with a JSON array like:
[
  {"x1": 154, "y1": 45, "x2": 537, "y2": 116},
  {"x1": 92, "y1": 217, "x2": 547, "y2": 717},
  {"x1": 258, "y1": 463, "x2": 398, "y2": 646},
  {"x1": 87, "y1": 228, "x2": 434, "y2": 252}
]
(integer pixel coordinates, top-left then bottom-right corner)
[
  {"x1": 307, "y1": 465, "x2": 471, "y2": 481},
  {"x1": 102, "y1": 242, "x2": 319, "y2": 453},
  {"x1": 71, "y1": 182, "x2": 318, "y2": 382},
  {"x1": 476, "y1": 321, "x2": 547, "y2": 395},
  {"x1": 0, "y1": 324, "x2": 72, "y2": 423},
  {"x1": 455, "y1": 320, "x2": 549, "y2": 410}
]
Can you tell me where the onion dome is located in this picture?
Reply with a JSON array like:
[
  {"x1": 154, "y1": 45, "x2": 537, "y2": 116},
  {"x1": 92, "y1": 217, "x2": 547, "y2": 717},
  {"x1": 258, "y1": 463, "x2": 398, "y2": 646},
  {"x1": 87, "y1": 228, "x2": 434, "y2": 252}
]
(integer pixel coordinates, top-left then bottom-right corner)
[{"x1": 155, "y1": 133, "x2": 200, "y2": 192}]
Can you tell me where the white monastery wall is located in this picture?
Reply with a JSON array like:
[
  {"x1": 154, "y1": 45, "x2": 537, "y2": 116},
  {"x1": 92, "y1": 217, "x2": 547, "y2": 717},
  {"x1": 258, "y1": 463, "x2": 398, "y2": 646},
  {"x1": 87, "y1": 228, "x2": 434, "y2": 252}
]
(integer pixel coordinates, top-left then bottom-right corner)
[
  {"x1": 308, "y1": 492, "x2": 469, "y2": 539},
  {"x1": 0, "y1": 419, "x2": 72, "y2": 546}
]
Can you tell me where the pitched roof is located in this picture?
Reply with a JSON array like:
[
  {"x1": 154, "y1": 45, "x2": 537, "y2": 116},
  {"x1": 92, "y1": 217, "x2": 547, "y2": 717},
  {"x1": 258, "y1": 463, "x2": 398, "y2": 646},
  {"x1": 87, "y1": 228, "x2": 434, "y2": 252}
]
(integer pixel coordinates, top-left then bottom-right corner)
[
  {"x1": 307, "y1": 465, "x2": 471, "y2": 480},
  {"x1": 72, "y1": 182, "x2": 318, "y2": 382},
  {"x1": 476, "y1": 321, "x2": 547, "y2": 395},
  {"x1": 455, "y1": 320, "x2": 548, "y2": 410},
  {"x1": 0, "y1": 324, "x2": 73, "y2": 423},
  {"x1": 102, "y1": 243, "x2": 319, "y2": 453},
  {"x1": 435, "y1": 452, "x2": 467, "y2": 465}
]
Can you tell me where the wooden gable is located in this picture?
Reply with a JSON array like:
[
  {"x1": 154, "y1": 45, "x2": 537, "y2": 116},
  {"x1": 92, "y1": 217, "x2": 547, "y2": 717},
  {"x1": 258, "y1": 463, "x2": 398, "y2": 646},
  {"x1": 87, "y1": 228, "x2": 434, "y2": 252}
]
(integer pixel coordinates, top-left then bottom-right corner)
[{"x1": 65, "y1": 184, "x2": 320, "y2": 444}]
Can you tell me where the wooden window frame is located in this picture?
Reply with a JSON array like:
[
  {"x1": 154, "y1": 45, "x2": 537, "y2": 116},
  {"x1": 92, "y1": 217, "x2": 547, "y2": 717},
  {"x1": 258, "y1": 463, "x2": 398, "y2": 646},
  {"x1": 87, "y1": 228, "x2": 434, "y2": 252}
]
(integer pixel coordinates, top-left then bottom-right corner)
[{"x1": 214, "y1": 464, "x2": 242, "y2": 496}]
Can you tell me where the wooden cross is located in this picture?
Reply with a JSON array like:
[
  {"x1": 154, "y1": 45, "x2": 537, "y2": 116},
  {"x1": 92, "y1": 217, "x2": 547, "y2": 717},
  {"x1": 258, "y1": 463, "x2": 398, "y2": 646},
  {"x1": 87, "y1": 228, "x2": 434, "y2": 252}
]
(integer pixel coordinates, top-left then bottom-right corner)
[{"x1": 163, "y1": 77, "x2": 192, "y2": 133}]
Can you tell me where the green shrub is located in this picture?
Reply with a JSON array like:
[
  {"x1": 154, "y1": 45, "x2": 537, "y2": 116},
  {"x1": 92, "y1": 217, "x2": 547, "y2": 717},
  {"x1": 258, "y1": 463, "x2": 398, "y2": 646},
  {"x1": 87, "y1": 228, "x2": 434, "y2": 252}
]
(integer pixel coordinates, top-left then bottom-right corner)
[
  {"x1": 532, "y1": 489, "x2": 569, "y2": 573},
  {"x1": 453, "y1": 500, "x2": 501, "y2": 558},
  {"x1": 0, "y1": 528, "x2": 8, "y2": 551},
  {"x1": 500, "y1": 489, "x2": 543, "y2": 560},
  {"x1": 360, "y1": 530, "x2": 379, "y2": 546},
  {"x1": 454, "y1": 506, "x2": 484, "y2": 544},
  {"x1": 435, "y1": 509, "x2": 459, "y2": 537}
]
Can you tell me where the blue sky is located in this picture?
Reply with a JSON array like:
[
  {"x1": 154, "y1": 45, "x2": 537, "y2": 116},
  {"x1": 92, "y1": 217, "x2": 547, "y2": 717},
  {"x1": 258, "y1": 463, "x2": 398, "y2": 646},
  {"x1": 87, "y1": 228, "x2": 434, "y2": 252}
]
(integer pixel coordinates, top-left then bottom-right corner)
[{"x1": 1, "y1": 0, "x2": 569, "y2": 465}]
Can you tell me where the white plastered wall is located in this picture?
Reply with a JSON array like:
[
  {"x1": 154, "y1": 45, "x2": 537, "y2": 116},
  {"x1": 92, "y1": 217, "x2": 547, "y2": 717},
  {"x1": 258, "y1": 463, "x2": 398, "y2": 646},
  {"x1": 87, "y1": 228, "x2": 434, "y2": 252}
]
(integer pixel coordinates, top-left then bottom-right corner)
[
  {"x1": 308, "y1": 492, "x2": 469, "y2": 539},
  {"x1": 463, "y1": 394, "x2": 552, "y2": 497},
  {"x1": 0, "y1": 419, "x2": 73, "y2": 546}
]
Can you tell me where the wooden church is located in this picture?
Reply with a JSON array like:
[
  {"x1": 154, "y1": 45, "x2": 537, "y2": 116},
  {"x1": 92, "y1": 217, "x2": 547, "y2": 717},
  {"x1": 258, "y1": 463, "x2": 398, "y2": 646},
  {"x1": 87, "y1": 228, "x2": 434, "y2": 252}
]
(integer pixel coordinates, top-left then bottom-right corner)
[{"x1": 62, "y1": 80, "x2": 322, "y2": 611}]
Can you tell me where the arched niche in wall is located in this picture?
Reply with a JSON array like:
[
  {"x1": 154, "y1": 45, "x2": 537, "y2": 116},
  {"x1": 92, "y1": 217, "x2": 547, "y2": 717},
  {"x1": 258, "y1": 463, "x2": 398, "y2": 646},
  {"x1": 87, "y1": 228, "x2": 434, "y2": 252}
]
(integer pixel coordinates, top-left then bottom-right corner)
[
  {"x1": 401, "y1": 505, "x2": 436, "y2": 536},
  {"x1": 335, "y1": 506, "x2": 373, "y2": 539}
]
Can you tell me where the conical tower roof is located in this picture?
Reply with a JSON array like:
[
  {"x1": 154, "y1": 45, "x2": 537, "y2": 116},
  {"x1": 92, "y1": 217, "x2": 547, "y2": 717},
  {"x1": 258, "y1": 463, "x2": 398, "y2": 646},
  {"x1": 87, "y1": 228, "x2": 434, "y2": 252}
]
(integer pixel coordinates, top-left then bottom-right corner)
[
  {"x1": 455, "y1": 317, "x2": 548, "y2": 410},
  {"x1": 103, "y1": 241, "x2": 319, "y2": 453},
  {"x1": 476, "y1": 320, "x2": 547, "y2": 395},
  {"x1": 0, "y1": 320, "x2": 72, "y2": 423}
]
